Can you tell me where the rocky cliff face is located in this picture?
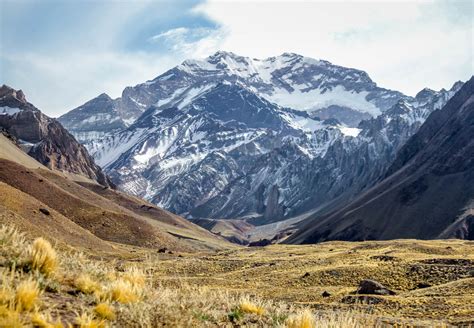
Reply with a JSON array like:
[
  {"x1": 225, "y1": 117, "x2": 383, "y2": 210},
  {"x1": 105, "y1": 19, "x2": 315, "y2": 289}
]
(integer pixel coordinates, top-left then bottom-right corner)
[
  {"x1": 286, "y1": 76, "x2": 474, "y2": 243},
  {"x1": 0, "y1": 85, "x2": 113, "y2": 187},
  {"x1": 58, "y1": 52, "x2": 462, "y2": 223}
]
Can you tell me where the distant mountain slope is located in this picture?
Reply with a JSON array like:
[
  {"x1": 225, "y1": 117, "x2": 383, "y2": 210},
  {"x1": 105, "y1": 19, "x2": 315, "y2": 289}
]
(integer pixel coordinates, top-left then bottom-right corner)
[
  {"x1": 0, "y1": 85, "x2": 112, "y2": 187},
  {"x1": 286, "y1": 76, "x2": 474, "y2": 243}
]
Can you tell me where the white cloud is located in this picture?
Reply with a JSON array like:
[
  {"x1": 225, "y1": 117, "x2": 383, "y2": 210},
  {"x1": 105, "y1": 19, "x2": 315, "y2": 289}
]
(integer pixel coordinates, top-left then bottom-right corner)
[
  {"x1": 194, "y1": 0, "x2": 473, "y2": 95},
  {"x1": 149, "y1": 26, "x2": 226, "y2": 58}
]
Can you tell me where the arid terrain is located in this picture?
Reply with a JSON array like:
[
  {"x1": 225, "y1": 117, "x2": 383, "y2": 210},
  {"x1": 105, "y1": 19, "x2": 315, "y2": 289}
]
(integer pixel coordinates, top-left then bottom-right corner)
[{"x1": 0, "y1": 223, "x2": 473, "y2": 327}]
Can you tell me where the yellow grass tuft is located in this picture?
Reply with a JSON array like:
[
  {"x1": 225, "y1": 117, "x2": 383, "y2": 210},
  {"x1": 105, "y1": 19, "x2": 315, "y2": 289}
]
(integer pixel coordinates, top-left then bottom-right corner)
[
  {"x1": 15, "y1": 279, "x2": 40, "y2": 312},
  {"x1": 0, "y1": 286, "x2": 14, "y2": 306},
  {"x1": 75, "y1": 312, "x2": 106, "y2": 328},
  {"x1": 0, "y1": 305, "x2": 24, "y2": 328},
  {"x1": 286, "y1": 309, "x2": 315, "y2": 328},
  {"x1": 74, "y1": 274, "x2": 101, "y2": 295},
  {"x1": 122, "y1": 267, "x2": 146, "y2": 288},
  {"x1": 0, "y1": 226, "x2": 27, "y2": 261},
  {"x1": 106, "y1": 279, "x2": 139, "y2": 303},
  {"x1": 94, "y1": 303, "x2": 115, "y2": 321},
  {"x1": 29, "y1": 238, "x2": 57, "y2": 276},
  {"x1": 239, "y1": 298, "x2": 265, "y2": 316},
  {"x1": 30, "y1": 312, "x2": 64, "y2": 328}
]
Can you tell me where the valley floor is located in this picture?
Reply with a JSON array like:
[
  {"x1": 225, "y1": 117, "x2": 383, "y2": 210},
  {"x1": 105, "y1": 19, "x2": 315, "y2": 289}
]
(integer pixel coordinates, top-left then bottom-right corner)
[{"x1": 1, "y1": 225, "x2": 472, "y2": 327}]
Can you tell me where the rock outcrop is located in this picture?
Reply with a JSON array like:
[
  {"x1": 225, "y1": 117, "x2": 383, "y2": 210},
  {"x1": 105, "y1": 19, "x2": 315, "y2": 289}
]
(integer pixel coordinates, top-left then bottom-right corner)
[{"x1": 0, "y1": 85, "x2": 113, "y2": 187}]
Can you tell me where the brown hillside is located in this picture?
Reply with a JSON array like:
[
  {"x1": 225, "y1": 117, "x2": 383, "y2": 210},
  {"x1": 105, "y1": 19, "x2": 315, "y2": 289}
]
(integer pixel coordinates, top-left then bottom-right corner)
[{"x1": 0, "y1": 157, "x2": 230, "y2": 252}]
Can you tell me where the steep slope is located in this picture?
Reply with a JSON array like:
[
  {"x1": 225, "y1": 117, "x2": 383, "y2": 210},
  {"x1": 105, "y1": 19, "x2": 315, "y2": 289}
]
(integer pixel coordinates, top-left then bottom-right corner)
[
  {"x1": 189, "y1": 82, "x2": 460, "y2": 223},
  {"x1": 0, "y1": 85, "x2": 112, "y2": 187},
  {"x1": 57, "y1": 93, "x2": 128, "y2": 154},
  {"x1": 286, "y1": 76, "x2": 474, "y2": 243},
  {"x1": 0, "y1": 134, "x2": 230, "y2": 251}
]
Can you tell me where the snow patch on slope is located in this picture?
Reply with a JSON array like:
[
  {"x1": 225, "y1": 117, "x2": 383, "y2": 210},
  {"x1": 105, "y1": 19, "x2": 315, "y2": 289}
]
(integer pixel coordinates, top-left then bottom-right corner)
[{"x1": 0, "y1": 107, "x2": 21, "y2": 116}]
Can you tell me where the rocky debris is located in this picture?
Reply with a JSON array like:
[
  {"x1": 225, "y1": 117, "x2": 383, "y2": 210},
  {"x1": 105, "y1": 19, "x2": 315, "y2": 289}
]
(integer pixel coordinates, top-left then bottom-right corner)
[
  {"x1": 370, "y1": 255, "x2": 397, "y2": 261},
  {"x1": 419, "y1": 259, "x2": 474, "y2": 266},
  {"x1": 416, "y1": 282, "x2": 432, "y2": 289},
  {"x1": 321, "y1": 291, "x2": 331, "y2": 298},
  {"x1": 342, "y1": 295, "x2": 385, "y2": 304},
  {"x1": 158, "y1": 247, "x2": 167, "y2": 253},
  {"x1": 248, "y1": 239, "x2": 272, "y2": 247},
  {"x1": 356, "y1": 279, "x2": 396, "y2": 295},
  {"x1": 39, "y1": 208, "x2": 50, "y2": 216}
]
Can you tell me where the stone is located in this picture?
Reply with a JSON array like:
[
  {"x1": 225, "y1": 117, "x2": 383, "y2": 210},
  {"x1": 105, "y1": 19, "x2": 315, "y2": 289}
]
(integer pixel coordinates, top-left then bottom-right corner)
[{"x1": 356, "y1": 279, "x2": 396, "y2": 295}]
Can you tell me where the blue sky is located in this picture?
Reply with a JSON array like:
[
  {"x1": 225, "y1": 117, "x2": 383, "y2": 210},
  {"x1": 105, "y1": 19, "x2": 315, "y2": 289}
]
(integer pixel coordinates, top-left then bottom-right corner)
[{"x1": 1, "y1": 0, "x2": 472, "y2": 116}]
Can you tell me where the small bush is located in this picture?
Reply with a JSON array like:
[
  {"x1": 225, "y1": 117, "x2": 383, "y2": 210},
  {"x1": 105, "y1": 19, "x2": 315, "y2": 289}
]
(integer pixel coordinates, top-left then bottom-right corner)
[
  {"x1": 122, "y1": 267, "x2": 146, "y2": 288},
  {"x1": 94, "y1": 303, "x2": 115, "y2": 321},
  {"x1": 30, "y1": 312, "x2": 64, "y2": 328},
  {"x1": 75, "y1": 312, "x2": 106, "y2": 328},
  {"x1": 228, "y1": 308, "x2": 244, "y2": 322},
  {"x1": 0, "y1": 226, "x2": 27, "y2": 267},
  {"x1": 239, "y1": 298, "x2": 265, "y2": 315},
  {"x1": 29, "y1": 238, "x2": 57, "y2": 276},
  {"x1": 0, "y1": 305, "x2": 24, "y2": 328},
  {"x1": 74, "y1": 274, "x2": 101, "y2": 295},
  {"x1": 15, "y1": 279, "x2": 40, "y2": 312},
  {"x1": 106, "y1": 280, "x2": 139, "y2": 303},
  {"x1": 286, "y1": 309, "x2": 315, "y2": 328}
]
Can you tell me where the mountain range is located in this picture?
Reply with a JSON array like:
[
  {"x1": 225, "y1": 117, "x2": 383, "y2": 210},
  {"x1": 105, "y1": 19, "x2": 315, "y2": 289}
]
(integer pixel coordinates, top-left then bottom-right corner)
[
  {"x1": 58, "y1": 51, "x2": 465, "y2": 232},
  {"x1": 287, "y1": 77, "x2": 474, "y2": 243}
]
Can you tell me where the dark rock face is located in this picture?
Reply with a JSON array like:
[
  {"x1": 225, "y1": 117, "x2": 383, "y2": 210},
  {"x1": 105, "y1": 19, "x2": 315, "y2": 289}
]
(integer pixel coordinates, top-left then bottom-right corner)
[
  {"x1": 313, "y1": 105, "x2": 372, "y2": 126},
  {"x1": 0, "y1": 85, "x2": 113, "y2": 187},
  {"x1": 356, "y1": 279, "x2": 396, "y2": 295},
  {"x1": 286, "y1": 76, "x2": 474, "y2": 243}
]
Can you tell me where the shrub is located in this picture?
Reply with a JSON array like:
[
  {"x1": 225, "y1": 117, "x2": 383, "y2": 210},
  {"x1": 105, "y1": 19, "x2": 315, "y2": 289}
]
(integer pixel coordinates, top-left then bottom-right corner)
[
  {"x1": 30, "y1": 312, "x2": 64, "y2": 328},
  {"x1": 75, "y1": 312, "x2": 105, "y2": 328},
  {"x1": 15, "y1": 279, "x2": 40, "y2": 312},
  {"x1": 29, "y1": 238, "x2": 57, "y2": 276},
  {"x1": 74, "y1": 274, "x2": 101, "y2": 295},
  {"x1": 106, "y1": 280, "x2": 139, "y2": 304},
  {"x1": 94, "y1": 303, "x2": 115, "y2": 321},
  {"x1": 0, "y1": 226, "x2": 27, "y2": 267},
  {"x1": 0, "y1": 305, "x2": 23, "y2": 328},
  {"x1": 122, "y1": 267, "x2": 146, "y2": 288},
  {"x1": 239, "y1": 298, "x2": 265, "y2": 315},
  {"x1": 286, "y1": 309, "x2": 315, "y2": 328}
]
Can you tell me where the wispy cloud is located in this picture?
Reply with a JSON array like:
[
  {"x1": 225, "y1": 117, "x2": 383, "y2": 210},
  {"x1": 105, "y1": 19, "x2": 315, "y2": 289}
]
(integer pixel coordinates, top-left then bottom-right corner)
[
  {"x1": 0, "y1": 0, "x2": 219, "y2": 116},
  {"x1": 149, "y1": 26, "x2": 226, "y2": 58}
]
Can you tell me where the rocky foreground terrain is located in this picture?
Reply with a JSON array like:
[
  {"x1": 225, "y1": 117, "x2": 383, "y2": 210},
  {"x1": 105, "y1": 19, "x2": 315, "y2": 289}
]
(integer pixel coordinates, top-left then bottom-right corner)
[{"x1": 0, "y1": 225, "x2": 472, "y2": 327}]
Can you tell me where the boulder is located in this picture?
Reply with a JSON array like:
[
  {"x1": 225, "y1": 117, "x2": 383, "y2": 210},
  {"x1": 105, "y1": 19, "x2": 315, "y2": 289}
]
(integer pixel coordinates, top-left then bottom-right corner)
[{"x1": 356, "y1": 279, "x2": 396, "y2": 295}]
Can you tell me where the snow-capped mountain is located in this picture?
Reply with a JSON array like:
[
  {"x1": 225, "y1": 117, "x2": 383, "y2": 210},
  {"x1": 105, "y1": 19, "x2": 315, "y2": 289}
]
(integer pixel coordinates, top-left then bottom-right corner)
[
  {"x1": 60, "y1": 51, "x2": 404, "y2": 144},
  {"x1": 59, "y1": 51, "x2": 462, "y2": 224}
]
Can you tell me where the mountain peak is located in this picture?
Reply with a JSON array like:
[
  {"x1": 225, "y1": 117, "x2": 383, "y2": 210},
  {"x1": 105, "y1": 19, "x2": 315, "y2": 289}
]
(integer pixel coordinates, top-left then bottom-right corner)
[
  {"x1": 95, "y1": 93, "x2": 113, "y2": 102},
  {"x1": 415, "y1": 87, "x2": 436, "y2": 101},
  {"x1": 0, "y1": 84, "x2": 27, "y2": 105}
]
